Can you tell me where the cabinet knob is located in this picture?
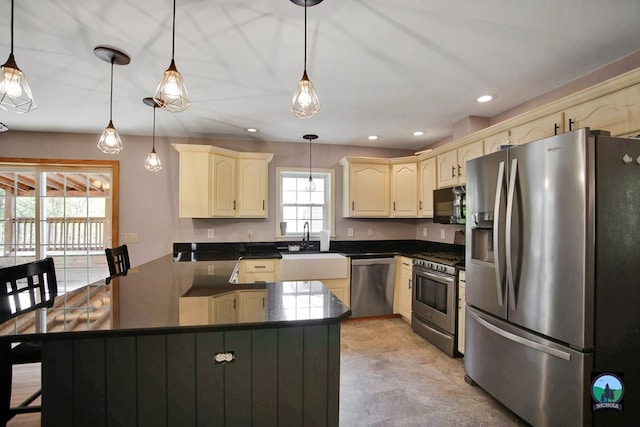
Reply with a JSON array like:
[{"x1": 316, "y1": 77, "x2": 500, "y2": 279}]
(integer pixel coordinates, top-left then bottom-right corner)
[
  {"x1": 569, "y1": 118, "x2": 575, "y2": 131},
  {"x1": 554, "y1": 123, "x2": 560, "y2": 135},
  {"x1": 451, "y1": 166, "x2": 455, "y2": 178}
]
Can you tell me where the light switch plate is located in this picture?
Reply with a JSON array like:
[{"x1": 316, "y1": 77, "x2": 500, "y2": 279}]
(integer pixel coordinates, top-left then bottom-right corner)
[
  {"x1": 348, "y1": 228, "x2": 354, "y2": 237},
  {"x1": 440, "y1": 229, "x2": 446, "y2": 239},
  {"x1": 207, "y1": 229, "x2": 215, "y2": 238}
]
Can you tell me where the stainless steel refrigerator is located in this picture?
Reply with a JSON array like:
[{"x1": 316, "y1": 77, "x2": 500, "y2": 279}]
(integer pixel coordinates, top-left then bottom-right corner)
[{"x1": 464, "y1": 128, "x2": 640, "y2": 426}]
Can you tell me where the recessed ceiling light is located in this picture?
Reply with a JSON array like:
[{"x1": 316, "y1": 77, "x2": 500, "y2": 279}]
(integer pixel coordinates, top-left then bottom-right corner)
[
  {"x1": 246, "y1": 128, "x2": 259, "y2": 133},
  {"x1": 477, "y1": 95, "x2": 494, "y2": 103},
  {"x1": 412, "y1": 131, "x2": 424, "y2": 136},
  {"x1": 368, "y1": 135, "x2": 378, "y2": 140}
]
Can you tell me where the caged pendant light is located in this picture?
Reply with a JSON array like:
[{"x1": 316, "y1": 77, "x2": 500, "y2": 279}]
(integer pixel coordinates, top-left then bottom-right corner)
[
  {"x1": 0, "y1": 0, "x2": 36, "y2": 113},
  {"x1": 94, "y1": 46, "x2": 130, "y2": 154},
  {"x1": 143, "y1": 97, "x2": 163, "y2": 172},
  {"x1": 154, "y1": 0, "x2": 190, "y2": 112},
  {"x1": 303, "y1": 134, "x2": 318, "y2": 191},
  {"x1": 290, "y1": 0, "x2": 322, "y2": 119}
]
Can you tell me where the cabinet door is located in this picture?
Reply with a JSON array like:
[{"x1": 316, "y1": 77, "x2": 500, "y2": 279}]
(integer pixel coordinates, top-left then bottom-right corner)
[
  {"x1": 237, "y1": 158, "x2": 268, "y2": 217},
  {"x1": 178, "y1": 296, "x2": 211, "y2": 325},
  {"x1": 418, "y1": 158, "x2": 436, "y2": 217},
  {"x1": 348, "y1": 163, "x2": 390, "y2": 217},
  {"x1": 483, "y1": 131, "x2": 511, "y2": 154},
  {"x1": 237, "y1": 290, "x2": 266, "y2": 323},
  {"x1": 436, "y1": 150, "x2": 458, "y2": 188},
  {"x1": 565, "y1": 84, "x2": 640, "y2": 136},
  {"x1": 457, "y1": 140, "x2": 483, "y2": 184},
  {"x1": 211, "y1": 292, "x2": 236, "y2": 324},
  {"x1": 391, "y1": 163, "x2": 417, "y2": 217},
  {"x1": 510, "y1": 113, "x2": 564, "y2": 145},
  {"x1": 178, "y1": 150, "x2": 211, "y2": 218},
  {"x1": 321, "y1": 277, "x2": 350, "y2": 307},
  {"x1": 211, "y1": 154, "x2": 237, "y2": 217},
  {"x1": 396, "y1": 257, "x2": 413, "y2": 322}
]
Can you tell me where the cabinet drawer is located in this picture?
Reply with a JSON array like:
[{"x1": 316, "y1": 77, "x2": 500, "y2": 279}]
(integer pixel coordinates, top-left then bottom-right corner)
[{"x1": 242, "y1": 259, "x2": 276, "y2": 273}]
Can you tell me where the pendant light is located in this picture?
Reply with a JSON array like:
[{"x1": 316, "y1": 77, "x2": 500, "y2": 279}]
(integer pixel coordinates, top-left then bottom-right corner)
[
  {"x1": 143, "y1": 97, "x2": 163, "y2": 172},
  {"x1": 0, "y1": 0, "x2": 36, "y2": 113},
  {"x1": 303, "y1": 134, "x2": 318, "y2": 191},
  {"x1": 154, "y1": 0, "x2": 190, "y2": 112},
  {"x1": 94, "y1": 46, "x2": 130, "y2": 154},
  {"x1": 290, "y1": 0, "x2": 322, "y2": 119}
]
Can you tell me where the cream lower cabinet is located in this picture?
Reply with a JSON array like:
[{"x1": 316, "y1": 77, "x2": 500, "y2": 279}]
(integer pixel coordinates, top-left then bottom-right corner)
[
  {"x1": 418, "y1": 157, "x2": 436, "y2": 217},
  {"x1": 436, "y1": 140, "x2": 483, "y2": 188},
  {"x1": 173, "y1": 144, "x2": 273, "y2": 218},
  {"x1": 457, "y1": 270, "x2": 466, "y2": 355},
  {"x1": 390, "y1": 161, "x2": 417, "y2": 217},
  {"x1": 179, "y1": 290, "x2": 267, "y2": 325},
  {"x1": 341, "y1": 158, "x2": 390, "y2": 217},
  {"x1": 237, "y1": 258, "x2": 279, "y2": 283},
  {"x1": 565, "y1": 83, "x2": 640, "y2": 137},
  {"x1": 393, "y1": 256, "x2": 412, "y2": 323},
  {"x1": 320, "y1": 277, "x2": 351, "y2": 307}
]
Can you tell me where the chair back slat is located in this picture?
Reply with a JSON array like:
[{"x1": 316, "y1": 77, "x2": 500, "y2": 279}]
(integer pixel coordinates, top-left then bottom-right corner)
[
  {"x1": 105, "y1": 245, "x2": 130, "y2": 284},
  {"x1": 0, "y1": 257, "x2": 58, "y2": 324}
]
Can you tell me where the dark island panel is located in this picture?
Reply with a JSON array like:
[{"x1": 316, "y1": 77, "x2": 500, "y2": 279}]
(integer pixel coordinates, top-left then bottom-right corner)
[{"x1": 42, "y1": 324, "x2": 341, "y2": 426}]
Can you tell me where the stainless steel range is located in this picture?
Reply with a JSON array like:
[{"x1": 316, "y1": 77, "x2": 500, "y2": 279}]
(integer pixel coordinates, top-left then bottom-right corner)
[{"x1": 411, "y1": 252, "x2": 463, "y2": 357}]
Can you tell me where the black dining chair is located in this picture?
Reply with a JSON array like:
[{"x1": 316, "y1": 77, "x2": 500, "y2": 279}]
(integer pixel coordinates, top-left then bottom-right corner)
[
  {"x1": 0, "y1": 257, "x2": 58, "y2": 425},
  {"x1": 105, "y1": 244, "x2": 130, "y2": 284}
]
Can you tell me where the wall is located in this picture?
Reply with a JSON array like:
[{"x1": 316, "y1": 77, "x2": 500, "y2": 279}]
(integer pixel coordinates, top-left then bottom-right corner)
[{"x1": 0, "y1": 131, "x2": 419, "y2": 265}]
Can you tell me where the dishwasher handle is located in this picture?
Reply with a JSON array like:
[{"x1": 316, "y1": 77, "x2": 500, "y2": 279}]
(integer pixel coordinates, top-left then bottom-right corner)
[{"x1": 351, "y1": 257, "x2": 395, "y2": 266}]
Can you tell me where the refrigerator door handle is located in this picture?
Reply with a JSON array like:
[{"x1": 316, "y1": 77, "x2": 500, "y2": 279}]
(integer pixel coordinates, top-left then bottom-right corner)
[
  {"x1": 506, "y1": 157, "x2": 518, "y2": 310},
  {"x1": 493, "y1": 161, "x2": 505, "y2": 307},
  {"x1": 468, "y1": 309, "x2": 572, "y2": 361}
]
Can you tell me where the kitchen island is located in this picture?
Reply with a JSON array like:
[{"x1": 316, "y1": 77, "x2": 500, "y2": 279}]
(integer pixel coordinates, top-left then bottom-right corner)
[{"x1": 0, "y1": 255, "x2": 350, "y2": 427}]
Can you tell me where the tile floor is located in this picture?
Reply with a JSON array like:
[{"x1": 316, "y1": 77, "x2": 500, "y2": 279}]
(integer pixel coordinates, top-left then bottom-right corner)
[{"x1": 340, "y1": 317, "x2": 529, "y2": 426}]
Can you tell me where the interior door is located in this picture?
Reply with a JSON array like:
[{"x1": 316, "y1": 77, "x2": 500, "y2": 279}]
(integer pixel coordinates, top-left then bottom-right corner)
[{"x1": 506, "y1": 129, "x2": 591, "y2": 349}]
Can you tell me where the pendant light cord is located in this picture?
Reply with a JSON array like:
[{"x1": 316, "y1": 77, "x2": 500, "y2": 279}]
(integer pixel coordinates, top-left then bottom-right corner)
[
  {"x1": 152, "y1": 106, "x2": 157, "y2": 150},
  {"x1": 308, "y1": 137, "x2": 312, "y2": 179},
  {"x1": 303, "y1": 0, "x2": 307, "y2": 72},
  {"x1": 109, "y1": 60, "x2": 114, "y2": 121},
  {"x1": 171, "y1": 0, "x2": 176, "y2": 60},
  {"x1": 10, "y1": 0, "x2": 14, "y2": 54}
]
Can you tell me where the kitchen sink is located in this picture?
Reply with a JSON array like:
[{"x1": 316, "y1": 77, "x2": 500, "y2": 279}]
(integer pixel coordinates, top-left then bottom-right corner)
[{"x1": 280, "y1": 252, "x2": 349, "y2": 280}]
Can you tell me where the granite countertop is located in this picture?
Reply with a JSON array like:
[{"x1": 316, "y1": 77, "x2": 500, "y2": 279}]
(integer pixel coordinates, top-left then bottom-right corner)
[{"x1": 0, "y1": 255, "x2": 351, "y2": 342}]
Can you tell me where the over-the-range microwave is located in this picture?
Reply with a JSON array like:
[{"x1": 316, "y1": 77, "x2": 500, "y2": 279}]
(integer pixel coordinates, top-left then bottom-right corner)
[{"x1": 433, "y1": 185, "x2": 466, "y2": 224}]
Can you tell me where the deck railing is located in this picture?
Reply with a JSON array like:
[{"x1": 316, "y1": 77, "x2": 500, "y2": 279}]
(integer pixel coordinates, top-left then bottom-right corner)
[{"x1": 2, "y1": 217, "x2": 106, "y2": 252}]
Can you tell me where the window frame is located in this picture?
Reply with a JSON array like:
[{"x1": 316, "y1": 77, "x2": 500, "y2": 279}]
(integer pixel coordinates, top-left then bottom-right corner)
[{"x1": 275, "y1": 167, "x2": 335, "y2": 239}]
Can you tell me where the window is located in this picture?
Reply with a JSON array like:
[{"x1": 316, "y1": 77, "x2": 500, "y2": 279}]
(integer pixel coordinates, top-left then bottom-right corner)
[
  {"x1": 277, "y1": 167, "x2": 334, "y2": 237},
  {"x1": 0, "y1": 160, "x2": 118, "y2": 294}
]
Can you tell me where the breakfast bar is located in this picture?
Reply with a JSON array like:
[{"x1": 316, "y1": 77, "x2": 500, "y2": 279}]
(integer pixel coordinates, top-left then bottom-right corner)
[{"x1": 0, "y1": 255, "x2": 351, "y2": 427}]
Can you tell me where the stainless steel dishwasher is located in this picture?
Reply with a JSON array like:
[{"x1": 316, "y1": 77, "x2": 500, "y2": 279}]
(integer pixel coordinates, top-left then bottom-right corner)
[{"x1": 350, "y1": 257, "x2": 396, "y2": 317}]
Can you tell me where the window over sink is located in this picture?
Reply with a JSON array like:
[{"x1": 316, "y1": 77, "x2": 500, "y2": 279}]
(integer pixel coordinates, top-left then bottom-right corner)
[{"x1": 276, "y1": 167, "x2": 334, "y2": 239}]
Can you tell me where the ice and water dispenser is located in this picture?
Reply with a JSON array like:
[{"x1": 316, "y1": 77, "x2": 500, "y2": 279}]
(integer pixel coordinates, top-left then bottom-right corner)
[{"x1": 470, "y1": 211, "x2": 495, "y2": 263}]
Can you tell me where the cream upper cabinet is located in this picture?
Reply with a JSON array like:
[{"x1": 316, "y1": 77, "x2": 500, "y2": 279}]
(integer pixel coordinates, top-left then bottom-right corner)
[
  {"x1": 437, "y1": 141, "x2": 483, "y2": 188},
  {"x1": 176, "y1": 145, "x2": 213, "y2": 218},
  {"x1": 237, "y1": 157, "x2": 269, "y2": 217},
  {"x1": 510, "y1": 113, "x2": 564, "y2": 146},
  {"x1": 390, "y1": 162, "x2": 417, "y2": 217},
  {"x1": 340, "y1": 158, "x2": 390, "y2": 217},
  {"x1": 565, "y1": 84, "x2": 640, "y2": 137},
  {"x1": 173, "y1": 144, "x2": 273, "y2": 218},
  {"x1": 418, "y1": 157, "x2": 436, "y2": 217},
  {"x1": 211, "y1": 153, "x2": 236, "y2": 217},
  {"x1": 483, "y1": 131, "x2": 512, "y2": 154}
]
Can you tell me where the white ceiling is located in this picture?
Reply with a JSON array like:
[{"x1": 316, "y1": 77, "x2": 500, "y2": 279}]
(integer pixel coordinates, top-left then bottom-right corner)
[{"x1": 1, "y1": 0, "x2": 639, "y2": 151}]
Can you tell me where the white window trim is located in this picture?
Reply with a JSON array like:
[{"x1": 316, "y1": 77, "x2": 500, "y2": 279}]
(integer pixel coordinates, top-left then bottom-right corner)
[{"x1": 275, "y1": 167, "x2": 335, "y2": 239}]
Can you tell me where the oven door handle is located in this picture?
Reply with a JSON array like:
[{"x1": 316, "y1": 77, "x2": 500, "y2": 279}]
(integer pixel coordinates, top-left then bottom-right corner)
[{"x1": 414, "y1": 269, "x2": 455, "y2": 284}]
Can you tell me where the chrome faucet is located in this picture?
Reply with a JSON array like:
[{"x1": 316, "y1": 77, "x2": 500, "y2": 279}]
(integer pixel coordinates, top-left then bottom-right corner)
[{"x1": 302, "y1": 221, "x2": 310, "y2": 250}]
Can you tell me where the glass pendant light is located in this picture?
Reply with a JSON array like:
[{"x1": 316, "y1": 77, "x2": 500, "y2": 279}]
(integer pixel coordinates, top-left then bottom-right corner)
[
  {"x1": 303, "y1": 134, "x2": 318, "y2": 191},
  {"x1": 143, "y1": 97, "x2": 163, "y2": 172},
  {"x1": 0, "y1": 0, "x2": 36, "y2": 113},
  {"x1": 154, "y1": 0, "x2": 190, "y2": 112},
  {"x1": 94, "y1": 46, "x2": 130, "y2": 154},
  {"x1": 291, "y1": 0, "x2": 322, "y2": 119}
]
